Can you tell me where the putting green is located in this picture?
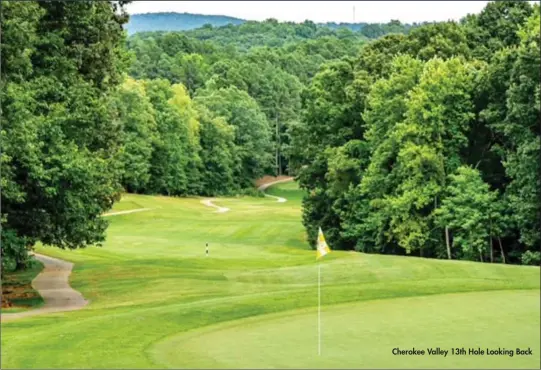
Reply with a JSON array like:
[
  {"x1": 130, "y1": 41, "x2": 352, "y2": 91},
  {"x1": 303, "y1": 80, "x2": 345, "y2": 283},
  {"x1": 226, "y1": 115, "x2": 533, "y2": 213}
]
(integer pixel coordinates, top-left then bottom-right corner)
[{"x1": 151, "y1": 290, "x2": 540, "y2": 369}]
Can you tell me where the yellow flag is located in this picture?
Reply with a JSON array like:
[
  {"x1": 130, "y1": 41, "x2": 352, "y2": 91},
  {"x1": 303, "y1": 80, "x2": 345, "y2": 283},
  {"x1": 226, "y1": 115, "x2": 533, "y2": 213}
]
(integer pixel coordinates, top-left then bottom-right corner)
[{"x1": 316, "y1": 227, "x2": 331, "y2": 259}]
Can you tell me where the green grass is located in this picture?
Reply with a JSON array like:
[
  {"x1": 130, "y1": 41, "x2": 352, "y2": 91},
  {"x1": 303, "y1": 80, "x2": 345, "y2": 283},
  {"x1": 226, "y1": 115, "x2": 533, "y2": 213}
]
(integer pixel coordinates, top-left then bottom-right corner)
[
  {"x1": 1, "y1": 258, "x2": 44, "y2": 313},
  {"x1": 105, "y1": 198, "x2": 147, "y2": 212},
  {"x1": 265, "y1": 180, "x2": 307, "y2": 203},
  {"x1": 1, "y1": 183, "x2": 539, "y2": 369},
  {"x1": 152, "y1": 290, "x2": 539, "y2": 369}
]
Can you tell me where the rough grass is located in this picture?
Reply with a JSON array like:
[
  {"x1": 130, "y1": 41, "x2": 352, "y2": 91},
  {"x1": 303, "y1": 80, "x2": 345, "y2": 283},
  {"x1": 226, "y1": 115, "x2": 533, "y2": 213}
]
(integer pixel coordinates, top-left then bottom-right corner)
[{"x1": 1, "y1": 183, "x2": 539, "y2": 369}]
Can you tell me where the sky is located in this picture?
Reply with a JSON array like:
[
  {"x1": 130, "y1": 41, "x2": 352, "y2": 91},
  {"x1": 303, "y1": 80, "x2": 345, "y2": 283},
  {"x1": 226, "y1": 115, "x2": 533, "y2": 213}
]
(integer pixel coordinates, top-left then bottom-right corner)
[{"x1": 126, "y1": 1, "x2": 492, "y2": 24}]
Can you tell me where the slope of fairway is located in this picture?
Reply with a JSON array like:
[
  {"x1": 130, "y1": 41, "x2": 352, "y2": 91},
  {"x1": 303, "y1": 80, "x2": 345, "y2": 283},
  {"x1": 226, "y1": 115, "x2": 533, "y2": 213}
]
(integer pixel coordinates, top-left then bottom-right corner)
[{"x1": 1, "y1": 183, "x2": 539, "y2": 369}]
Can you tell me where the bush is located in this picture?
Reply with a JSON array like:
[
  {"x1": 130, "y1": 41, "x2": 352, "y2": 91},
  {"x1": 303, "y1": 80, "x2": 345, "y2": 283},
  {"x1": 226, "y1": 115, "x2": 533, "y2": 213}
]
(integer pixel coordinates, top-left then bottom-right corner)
[
  {"x1": 521, "y1": 250, "x2": 541, "y2": 266},
  {"x1": 1, "y1": 228, "x2": 31, "y2": 274}
]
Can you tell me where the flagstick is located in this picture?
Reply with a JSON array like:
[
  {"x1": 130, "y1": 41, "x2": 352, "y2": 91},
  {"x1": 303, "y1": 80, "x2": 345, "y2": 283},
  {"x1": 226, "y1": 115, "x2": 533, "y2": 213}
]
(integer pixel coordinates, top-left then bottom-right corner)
[{"x1": 318, "y1": 262, "x2": 321, "y2": 356}]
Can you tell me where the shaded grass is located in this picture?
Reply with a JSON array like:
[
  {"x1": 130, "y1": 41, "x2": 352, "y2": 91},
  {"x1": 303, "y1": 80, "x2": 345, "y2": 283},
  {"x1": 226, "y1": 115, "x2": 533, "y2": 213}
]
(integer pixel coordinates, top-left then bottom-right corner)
[
  {"x1": 1, "y1": 183, "x2": 539, "y2": 369},
  {"x1": 1, "y1": 258, "x2": 44, "y2": 313}
]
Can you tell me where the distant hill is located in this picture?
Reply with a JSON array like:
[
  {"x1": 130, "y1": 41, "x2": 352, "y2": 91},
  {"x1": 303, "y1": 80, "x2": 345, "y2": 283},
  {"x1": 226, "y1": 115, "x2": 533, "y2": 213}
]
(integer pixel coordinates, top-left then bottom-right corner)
[
  {"x1": 125, "y1": 12, "x2": 419, "y2": 38},
  {"x1": 126, "y1": 13, "x2": 246, "y2": 35}
]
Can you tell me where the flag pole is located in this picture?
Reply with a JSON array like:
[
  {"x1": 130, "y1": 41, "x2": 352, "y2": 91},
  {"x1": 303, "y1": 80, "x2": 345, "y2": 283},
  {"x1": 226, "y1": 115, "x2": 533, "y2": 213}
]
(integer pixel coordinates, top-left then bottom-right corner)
[
  {"x1": 316, "y1": 227, "x2": 330, "y2": 357},
  {"x1": 318, "y1": 261, "x2": 321, "y2": 356}
]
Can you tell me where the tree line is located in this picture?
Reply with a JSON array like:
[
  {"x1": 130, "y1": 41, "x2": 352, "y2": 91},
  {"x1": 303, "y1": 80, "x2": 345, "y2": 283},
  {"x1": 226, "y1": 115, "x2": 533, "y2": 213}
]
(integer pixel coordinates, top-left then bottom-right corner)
[{"x1": 290, "y1": 1, "x2": 540, "y2": 265}]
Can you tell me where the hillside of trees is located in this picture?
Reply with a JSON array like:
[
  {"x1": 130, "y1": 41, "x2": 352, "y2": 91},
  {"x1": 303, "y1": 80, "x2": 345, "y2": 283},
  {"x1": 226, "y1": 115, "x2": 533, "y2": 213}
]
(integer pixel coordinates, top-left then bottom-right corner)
[
  {"x1": 126, "y1": 12, "x2": 245, "y2": 34},
  {"x1": 126, "y1": 12, "x2": 419, "y2": 39},
  {"x1": 2, "y1": 1, "x2": 539, "y2": 274}
]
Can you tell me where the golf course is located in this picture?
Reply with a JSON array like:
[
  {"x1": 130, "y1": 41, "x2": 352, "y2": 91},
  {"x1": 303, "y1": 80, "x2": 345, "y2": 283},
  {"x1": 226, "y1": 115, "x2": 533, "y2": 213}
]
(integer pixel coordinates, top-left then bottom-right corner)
[{"x1": 1, "y1": 181, "x2": 539, "y2": 369}]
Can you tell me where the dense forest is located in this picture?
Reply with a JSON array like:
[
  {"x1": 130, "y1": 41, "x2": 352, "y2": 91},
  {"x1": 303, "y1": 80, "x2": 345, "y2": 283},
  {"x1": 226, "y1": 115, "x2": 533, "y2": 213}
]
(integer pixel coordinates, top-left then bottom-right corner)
[
  {"x1": 1, "y1": 1, "x2": 539, "y2": 274},
  {"x1": 291, "y1": 1, "x2": 540, "y2": 265}
]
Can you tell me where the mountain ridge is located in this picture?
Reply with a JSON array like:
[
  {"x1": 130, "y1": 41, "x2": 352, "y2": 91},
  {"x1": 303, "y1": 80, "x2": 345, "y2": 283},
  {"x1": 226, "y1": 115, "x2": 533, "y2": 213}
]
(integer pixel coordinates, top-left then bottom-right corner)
[{"x1": 125, "y1": 12, "x2": 417, "y2": 35}]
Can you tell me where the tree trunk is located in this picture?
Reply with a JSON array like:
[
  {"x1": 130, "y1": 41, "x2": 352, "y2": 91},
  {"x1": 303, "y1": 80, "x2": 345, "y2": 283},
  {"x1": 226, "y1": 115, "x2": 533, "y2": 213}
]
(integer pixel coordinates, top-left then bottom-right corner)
[
  {"x1": 479, "y1": 249, "x2": 483, "y2": 262},
  {"x1": 498, "y1": 237, "x2": 506, "y2": 264},
  {"x1": 275, "y1": 109, "x2": 281, "y2": 177},
  {"x1": 490, "y1": 237, "x2": 494, "y2": 263},
  {"x1": 15, "y1": 260, "x2": 26, "y2": 271},
  {"x1": 445, "y1": 227, "x2": 451, "y2": 259},
  {"x1": 489, "y1": 218, "x2": 493, "y2": 263}
]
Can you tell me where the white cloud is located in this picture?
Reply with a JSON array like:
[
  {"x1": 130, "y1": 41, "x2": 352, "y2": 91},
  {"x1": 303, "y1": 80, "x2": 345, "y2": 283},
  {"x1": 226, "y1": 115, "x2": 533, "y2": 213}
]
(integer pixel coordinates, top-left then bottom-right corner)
[{"x1": 126, "y1": 1, "x2": 492, "y2": 24}]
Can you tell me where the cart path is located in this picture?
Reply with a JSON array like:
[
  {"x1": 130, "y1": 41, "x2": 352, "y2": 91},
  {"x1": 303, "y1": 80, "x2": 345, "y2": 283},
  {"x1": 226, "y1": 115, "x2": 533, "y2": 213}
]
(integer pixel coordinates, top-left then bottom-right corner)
[
  {"x1": 1, "y1": 254, "x2": 89, "y2": 323},
  {"x1": 102, "y1": 208, "x2": 151, "y2": 217},
  {"x1": 200, "y1": 177, "x2": 294, "y2": 212},
  {"x1": 257, "y1": 177, "x2": 294, "y2": 203},
  {"x1": 200, "y1": 199, "x2": 231, "y2": 213},
  {"x1": 2, "y1": 207, "x2": 156, "y2": 322}
]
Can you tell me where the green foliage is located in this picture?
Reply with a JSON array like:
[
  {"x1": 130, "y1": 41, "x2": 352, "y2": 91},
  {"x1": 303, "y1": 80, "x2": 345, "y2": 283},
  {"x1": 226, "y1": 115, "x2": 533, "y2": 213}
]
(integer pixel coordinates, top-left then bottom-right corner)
[
  {"x1": 291, "y1": 58, "x2": 371, "y2": 250},
  {"x1": 291, "y1": 1, "x2": 539, "y2": 264},
  {"x1": 196, "y1": 106, "x2": 237, "y2": 196},
  {"x1": 434, "y1": 166, "x2": 500, "y2": 261},
  {"x1": 521, "y1": 251, "x2": 541, "y2": 266},
  {"x1": 1, "y1": 1, "x2": 128, "y2": 270},
  {"x1": 406, "y1": 21, "x2": 471, "y2": 61},
  {"x1": 110, "y1": 78, "x2": 157, "y2": 193},
  {"x1": 126, "y1": 24, "x2": 359, "y2": 176},
  {"x1": 464, "y1": 0, "x2": 534, "y2": 61},
  {"x1": 195, "y1": 86, "x2": 273, "y2": 188},
  {"x1": 347, "y1": 55, "x2": 424, "y2": 253},
  {"x1": 142, "y1": 79, "x2": 201, "y2": 195}
]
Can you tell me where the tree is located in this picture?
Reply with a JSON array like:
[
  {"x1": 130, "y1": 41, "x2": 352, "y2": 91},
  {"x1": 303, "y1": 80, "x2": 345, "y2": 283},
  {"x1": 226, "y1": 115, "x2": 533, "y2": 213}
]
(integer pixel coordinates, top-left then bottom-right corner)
[
  {"x1": 196, "y1": 105, "x2": 237, "y2": 195},
  {"x1": 348, "y1": 55, "x2": 424, "y2": 253},
  {"x1": 1, "y1": 1, "x2": 129, "y2": 271},
  {"x1": 477, "y1": 6, "x2": 541, "y2": 261},
  {"x1": 366, "y1": 57, "x2": 475, "y2": 256},
  {"x1": 434, "y1": 166, "x2": 502, "y2": 262},
  {"x1": 195, "y1": 86, "x2": 273, "y2": 188},
  {"x1": 406, "y1": 21, "x2": 471, "y2": 61},
  {"x1": 463, "y1": 1, "x2": 533, "y2": 61},
  {"x1": 144, "y1": 79, "x2": 201, "y2": 196},
  {"x1": 291, "y1": 59, "x2": 371, "y2": 249},
  {"x1": 172, "y1": 53, "x2": 209, "y2": 95},
  {"x1": 110, "y1": 78, "x2": 157, "y2": 193},
  {"x1": 500, "y1": 7, "x2": 540, "y2": 250}
]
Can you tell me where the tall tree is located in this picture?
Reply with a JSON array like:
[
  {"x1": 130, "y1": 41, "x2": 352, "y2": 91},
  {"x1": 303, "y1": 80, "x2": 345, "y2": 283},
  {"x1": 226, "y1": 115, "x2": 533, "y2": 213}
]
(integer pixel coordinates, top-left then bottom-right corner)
[
  {"x1": 345, "y1": 55, "x2": 424, "y2": 253},
  {"x1": 196, "y1": 105, "x2": 237, "y2": 195},
  {"x1": 1, "y1": 1, "x2": 129, "y2": 271},
  {"x1": 499, "y1": 7, "x2": 541, "y2": 250},
  {"x1": 195, "y1": 85, "x2": 273, "y2": 188},
  {"x1": 110, "y1": 78, "x2": 157, "y2": 193}
]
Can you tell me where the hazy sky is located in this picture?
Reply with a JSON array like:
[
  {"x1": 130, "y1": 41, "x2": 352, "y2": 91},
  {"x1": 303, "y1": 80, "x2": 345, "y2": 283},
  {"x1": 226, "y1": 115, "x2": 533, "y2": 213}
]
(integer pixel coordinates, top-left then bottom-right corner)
[{"x1": 126, "y1": 1, "x2": 492, "y2": 24}]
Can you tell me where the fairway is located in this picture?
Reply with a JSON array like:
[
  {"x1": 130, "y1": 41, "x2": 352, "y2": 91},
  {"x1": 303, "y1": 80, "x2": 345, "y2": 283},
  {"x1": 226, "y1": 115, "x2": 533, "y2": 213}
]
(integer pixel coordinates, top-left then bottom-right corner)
[{"x1": 1, "y1": 183, "x2": 539, "y2": 369}]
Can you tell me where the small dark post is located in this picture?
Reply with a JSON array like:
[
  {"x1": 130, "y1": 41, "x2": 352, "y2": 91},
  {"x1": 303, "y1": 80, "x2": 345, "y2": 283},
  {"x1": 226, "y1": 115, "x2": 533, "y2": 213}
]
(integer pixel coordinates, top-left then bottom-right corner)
[{"x1": 206, "y1": 243, "x2": 209, "y2": 257}]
